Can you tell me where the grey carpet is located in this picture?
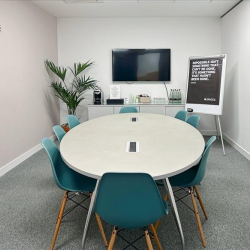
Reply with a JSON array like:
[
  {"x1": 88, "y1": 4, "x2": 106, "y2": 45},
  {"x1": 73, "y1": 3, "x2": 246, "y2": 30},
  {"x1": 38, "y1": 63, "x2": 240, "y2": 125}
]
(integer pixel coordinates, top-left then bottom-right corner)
[{"x1": 0, "y1": 137, "x2": 250, "y2": 250}]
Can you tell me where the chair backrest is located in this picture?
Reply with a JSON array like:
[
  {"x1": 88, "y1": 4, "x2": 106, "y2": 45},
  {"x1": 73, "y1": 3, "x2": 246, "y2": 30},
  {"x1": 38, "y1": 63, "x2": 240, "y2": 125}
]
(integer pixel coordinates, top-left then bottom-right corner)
[
  {"x1": 189, "y1": 136, "x2": 216, "y2": 186},
  {"x1": 53, "y1": 125, "x2": 66, "y2": 143},
  {"x1": 41, "y1": 138, "x2": 80, "y2": 191},
  {"x1": 66, "y1": 115, "x2": 80, "y2": 129},
  {"x1": 175, "y1": 110, "x2": 187, "y2": 121},
  {"x1": 119, "y1": 106, "x2": 138, "y2": 114},
  {"x1": 95, "y1": 173, "x2": 167, "y2": 229},
  {"x1": 187, "y1": 115, "x2": 200, "y2": 129}
]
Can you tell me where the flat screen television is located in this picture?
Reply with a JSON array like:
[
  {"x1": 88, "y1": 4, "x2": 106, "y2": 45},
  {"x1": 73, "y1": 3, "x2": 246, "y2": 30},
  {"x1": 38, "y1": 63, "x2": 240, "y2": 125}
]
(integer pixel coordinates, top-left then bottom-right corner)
[{"x1": 112, "y1": 49, "x2": 171, "y2": 82}]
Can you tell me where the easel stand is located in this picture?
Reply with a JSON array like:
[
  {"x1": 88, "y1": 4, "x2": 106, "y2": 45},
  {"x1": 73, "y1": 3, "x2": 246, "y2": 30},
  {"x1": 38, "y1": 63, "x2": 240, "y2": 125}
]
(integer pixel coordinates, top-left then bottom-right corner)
[{"x1": 214, "y1": 115, "x2": 226, "y2": 156}]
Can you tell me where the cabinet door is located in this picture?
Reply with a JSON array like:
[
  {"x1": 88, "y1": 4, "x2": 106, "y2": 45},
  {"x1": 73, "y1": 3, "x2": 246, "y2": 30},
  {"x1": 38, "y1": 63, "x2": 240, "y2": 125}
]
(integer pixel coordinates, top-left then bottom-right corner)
[
  {"x1": 114, "y1": 106, "x2": 124, "y2": 114},
  {"x1": 165, "y1": 106, "x2": 185, "y2": 117},
  {"x1": 88, "y1": 107, "x2": 113, "y2": 120},
  {"x1": 140, "y1": 106, "x2": 165, "y2": 115}
]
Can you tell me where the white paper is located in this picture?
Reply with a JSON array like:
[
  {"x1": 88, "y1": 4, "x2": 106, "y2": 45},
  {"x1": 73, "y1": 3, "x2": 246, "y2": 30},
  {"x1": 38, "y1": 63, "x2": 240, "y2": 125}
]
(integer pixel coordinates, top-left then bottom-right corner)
[{"x1": 110, "y1": 85, "x2": 120, "y2": 99}]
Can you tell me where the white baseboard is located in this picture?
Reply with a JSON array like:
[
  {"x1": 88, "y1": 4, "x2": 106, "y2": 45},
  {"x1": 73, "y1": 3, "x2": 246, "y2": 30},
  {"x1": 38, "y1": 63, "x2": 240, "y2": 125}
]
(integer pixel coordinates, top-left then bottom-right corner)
[
  {"x1": 0, "y1": 135, "x2": 56, "y2": 178},
  {"x1": 223, "y1": 133, "x2": 250, "y2": 161},
  {"x1": 200, "y1": 130, "x2": 250, "y2": 161}
]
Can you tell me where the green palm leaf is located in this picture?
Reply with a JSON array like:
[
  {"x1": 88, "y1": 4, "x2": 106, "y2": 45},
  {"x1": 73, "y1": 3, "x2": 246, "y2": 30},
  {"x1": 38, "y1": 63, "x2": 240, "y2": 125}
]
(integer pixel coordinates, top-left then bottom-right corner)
[
  {"x1": 45, "y1": 59, "x2": 97, "y2": 116},
  {"x1": 73, "y1": 75, "x2": 98, "y2": 94},
  {"x1": 51, "y1": 82, "x2": 85, "y2": 115},
  {"x1": 45, "y1": 60, "x2": 67, "y2": 83},
  {"x1": 69, "y1": 61, "x2": 94, "y2": 77}
]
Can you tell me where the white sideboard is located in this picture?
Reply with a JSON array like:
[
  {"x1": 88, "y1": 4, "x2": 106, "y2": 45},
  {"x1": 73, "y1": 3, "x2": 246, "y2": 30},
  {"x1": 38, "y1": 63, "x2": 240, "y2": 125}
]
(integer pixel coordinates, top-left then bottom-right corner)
[{"x1": 88, "y1": 103, "x2": 185, "y2": 120}]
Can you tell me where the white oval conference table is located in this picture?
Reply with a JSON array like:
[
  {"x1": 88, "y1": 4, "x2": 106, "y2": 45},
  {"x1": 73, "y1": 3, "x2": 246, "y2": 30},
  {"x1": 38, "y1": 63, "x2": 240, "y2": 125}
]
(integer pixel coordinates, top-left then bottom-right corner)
[{"x1": 60, "y1": 113, "x2": 205, "y2": 250}]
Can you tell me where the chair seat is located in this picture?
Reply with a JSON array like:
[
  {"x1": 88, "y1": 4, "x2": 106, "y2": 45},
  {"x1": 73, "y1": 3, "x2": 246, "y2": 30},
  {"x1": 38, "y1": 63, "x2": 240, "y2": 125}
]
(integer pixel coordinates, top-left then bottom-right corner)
[
  {"x1": 156, "y1": 164, "x2": 199, "y2": 188},
  {"x1": 54, "y1": 156, "x2": 97, "y2": 193},
  {"x1": 41, "y1": 137, "x2": 108, "y2": 249},
  {"x1": 64, "y1": 173, "x2": 97, "y2": 192},
  {"x1": 119, "y1": 106, "x2": 138, "y2": 114},
  {"x1": 94, "y1": 173, "x2": 168, "y2": 231},
  {"x1": 155, "y1": 136, "x2": 216, "y2": 248}
]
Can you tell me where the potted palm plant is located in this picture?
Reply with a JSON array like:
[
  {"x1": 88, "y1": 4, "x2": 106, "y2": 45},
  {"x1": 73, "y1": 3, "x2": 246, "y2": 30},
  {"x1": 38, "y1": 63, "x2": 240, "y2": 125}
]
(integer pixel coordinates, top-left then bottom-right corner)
[{"x1": 45, "y1": 60, "x2": 98, "y2": 131}]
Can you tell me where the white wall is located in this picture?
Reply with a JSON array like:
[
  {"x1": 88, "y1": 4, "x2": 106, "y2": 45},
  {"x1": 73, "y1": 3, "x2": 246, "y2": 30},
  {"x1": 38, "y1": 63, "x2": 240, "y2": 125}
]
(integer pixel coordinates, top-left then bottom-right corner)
[
  {"x1": 221, "y1": 1, "x2": 250, "y2": 159},
  {"x1": 0, "y1": 1, "x2": 59, "y2": 171},
  {"x1": 57, "y1": 17, "x2": 221, "y2": 133}
]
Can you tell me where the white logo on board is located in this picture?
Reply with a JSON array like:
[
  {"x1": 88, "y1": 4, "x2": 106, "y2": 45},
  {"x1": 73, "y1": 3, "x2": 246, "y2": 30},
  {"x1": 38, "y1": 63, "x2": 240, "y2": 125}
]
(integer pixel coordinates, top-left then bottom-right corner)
[{"x1": 204, "y1": 98, "x2": 216, "y2": 101}]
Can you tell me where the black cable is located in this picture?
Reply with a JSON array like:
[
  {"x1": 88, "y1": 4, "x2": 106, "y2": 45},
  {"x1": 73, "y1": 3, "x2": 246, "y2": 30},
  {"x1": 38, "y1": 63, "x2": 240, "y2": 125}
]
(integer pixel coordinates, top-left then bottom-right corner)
[{"x1": 163, "y1": 82, "x2": 170, "y2": 102}]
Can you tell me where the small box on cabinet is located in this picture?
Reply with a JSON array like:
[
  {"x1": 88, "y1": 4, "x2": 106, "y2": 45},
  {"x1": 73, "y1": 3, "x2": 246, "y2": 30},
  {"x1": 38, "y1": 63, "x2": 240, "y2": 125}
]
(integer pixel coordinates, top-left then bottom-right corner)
[{"x1": 139, "y1": 96, "x2": 151, "y2": 103}]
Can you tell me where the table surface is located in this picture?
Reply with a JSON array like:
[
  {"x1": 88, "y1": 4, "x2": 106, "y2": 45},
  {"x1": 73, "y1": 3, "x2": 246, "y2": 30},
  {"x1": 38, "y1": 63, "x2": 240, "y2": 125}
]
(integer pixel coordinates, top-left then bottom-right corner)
[{"x1": 60, "y1": 113, "x2": 205, "y2": 180}]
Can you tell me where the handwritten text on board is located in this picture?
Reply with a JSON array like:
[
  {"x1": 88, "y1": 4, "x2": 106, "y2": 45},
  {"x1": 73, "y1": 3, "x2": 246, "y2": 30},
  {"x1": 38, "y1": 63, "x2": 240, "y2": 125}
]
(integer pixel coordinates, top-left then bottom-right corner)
[{"x1": 191, "y1": 60, "x2": 219, "y2": 83}]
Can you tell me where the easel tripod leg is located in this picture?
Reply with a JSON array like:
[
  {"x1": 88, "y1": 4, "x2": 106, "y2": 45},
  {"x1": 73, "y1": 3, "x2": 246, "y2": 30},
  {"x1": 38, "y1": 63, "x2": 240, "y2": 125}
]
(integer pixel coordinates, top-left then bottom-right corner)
[
  {"x1": 214, "y1": 115, "x2": 219, "y2": 140},
  {"x1": 217, "y1": 116, "x2": 226, "y2": 156}
]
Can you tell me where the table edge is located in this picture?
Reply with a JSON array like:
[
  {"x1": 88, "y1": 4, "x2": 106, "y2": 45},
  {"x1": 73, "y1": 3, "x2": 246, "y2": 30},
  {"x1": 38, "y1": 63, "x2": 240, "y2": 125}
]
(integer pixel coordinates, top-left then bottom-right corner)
[{"x1": 61, "y1": 153, "x2": 202, "y2": 181}]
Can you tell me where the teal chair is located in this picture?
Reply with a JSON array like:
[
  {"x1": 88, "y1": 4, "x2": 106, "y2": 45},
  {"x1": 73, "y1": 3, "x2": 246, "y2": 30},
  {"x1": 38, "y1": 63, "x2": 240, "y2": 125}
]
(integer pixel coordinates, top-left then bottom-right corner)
[
  {"x1": 175, "y1": 110, "x2": 187, "y2": 121},
  {"x1": 94, "y1": 173, "x2": 168, "y2": 250},
  {"x1": 53, "y1": 125, "x2": 66, "y2": 143},
  {"x1": 187, "y1": 115, "x2": 200, "y2": 129},
  {"x1": 119, "y1": 106, "x2": 138, "y2": 114},
  {"x1": 155, "y1": 136, "x2": 216, "y2": 247},
  {"x1": 66, "y1": 115, "x2": 80, "y2": 129},
  {"x1": 41, "y1": 138, "x2": 108, "y2": 249}
]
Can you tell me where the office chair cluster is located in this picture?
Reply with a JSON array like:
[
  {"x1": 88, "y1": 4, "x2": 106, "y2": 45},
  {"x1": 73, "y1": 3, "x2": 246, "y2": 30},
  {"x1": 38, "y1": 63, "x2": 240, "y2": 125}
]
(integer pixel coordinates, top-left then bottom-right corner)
[{"x1": 41, "y1": 110, "x2": 215, "y2": 250}]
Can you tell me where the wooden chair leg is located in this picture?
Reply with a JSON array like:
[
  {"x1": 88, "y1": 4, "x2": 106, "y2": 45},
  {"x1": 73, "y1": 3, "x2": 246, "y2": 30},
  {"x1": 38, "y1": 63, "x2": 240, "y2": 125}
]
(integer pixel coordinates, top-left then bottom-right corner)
[
  {"x1": 50, "y1": 191, "x2": 68, "y2": 250},
  {"x1": 56, "y1": 194, "x2": 65, "y2": 223},
  {"x1": 190, "y1": 189, "x2": 206, "y2": 247},
  {"x1": 194, "y1": 185, "x2": 208, "y2": 219},
  {"x1": 154, "y1": 220, "x2": 160, "y2": 231},
  {"x1": 145, "y1": 230, "x2": 153, "y2": 250},
  {"x1": 149, "y1": 224, "x2": 162, "y2": 250},
  {"x1": 154, "y1": 194, "x2": 168, "y2": 231},
  {"x1": 108, "y1": 227, "x2": 117, "y2": 250},
  {"x1": 163, "y1": 194, "x2": 168, "y2": 201},
  {"x1": 95, "y1": 213, "x2": 108, "y2": 247}
]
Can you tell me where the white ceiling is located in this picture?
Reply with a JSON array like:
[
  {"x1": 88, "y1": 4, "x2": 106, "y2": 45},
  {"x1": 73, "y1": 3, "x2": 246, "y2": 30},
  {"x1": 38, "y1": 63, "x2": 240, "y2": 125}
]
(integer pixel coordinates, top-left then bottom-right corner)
[{"x1": 31, "y1": 0, "x2": 241, "y2": 18}]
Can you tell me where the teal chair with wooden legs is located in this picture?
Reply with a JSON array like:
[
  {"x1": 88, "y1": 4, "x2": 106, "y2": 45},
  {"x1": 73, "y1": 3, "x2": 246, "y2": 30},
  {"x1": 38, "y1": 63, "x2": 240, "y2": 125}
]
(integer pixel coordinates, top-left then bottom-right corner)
[
  {"x1": 119, "y1": 106, "x2": 138, "y2": 114},
  {"x1": 53, "y1": 125, "x2": 66, "y2": 143},
  {"x1": 155, "y1": 136, "x2": 216, "y2": 247},
  {"x1": 66, "y1": 115, "x2": 80, "y2": 129},
  {"x1": 187, "y1": 115, "x2": 200, "y2": 129},
  {"x1": 175, "y1": 110, "x2": 187, "y2": 121},
  {"x1": 41, "y1": 138, "x2": 108, "y2": 250},
  {"x1": 94, "y1": 173, "x2": 168, "y2": 250}
]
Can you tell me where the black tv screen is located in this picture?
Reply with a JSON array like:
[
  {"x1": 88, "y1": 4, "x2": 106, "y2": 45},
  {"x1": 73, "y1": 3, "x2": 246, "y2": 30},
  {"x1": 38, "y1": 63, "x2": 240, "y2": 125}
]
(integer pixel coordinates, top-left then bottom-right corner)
[{"x1": 112, "y1": 49, "x2": 171, "y2": 82}]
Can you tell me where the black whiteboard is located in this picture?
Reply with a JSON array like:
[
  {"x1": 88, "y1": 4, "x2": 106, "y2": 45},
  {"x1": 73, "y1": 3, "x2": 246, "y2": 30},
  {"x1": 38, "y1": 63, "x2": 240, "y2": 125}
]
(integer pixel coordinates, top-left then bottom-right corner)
[{"x1": 185, "y1": 55, "x2": 227, "y2": 115}]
